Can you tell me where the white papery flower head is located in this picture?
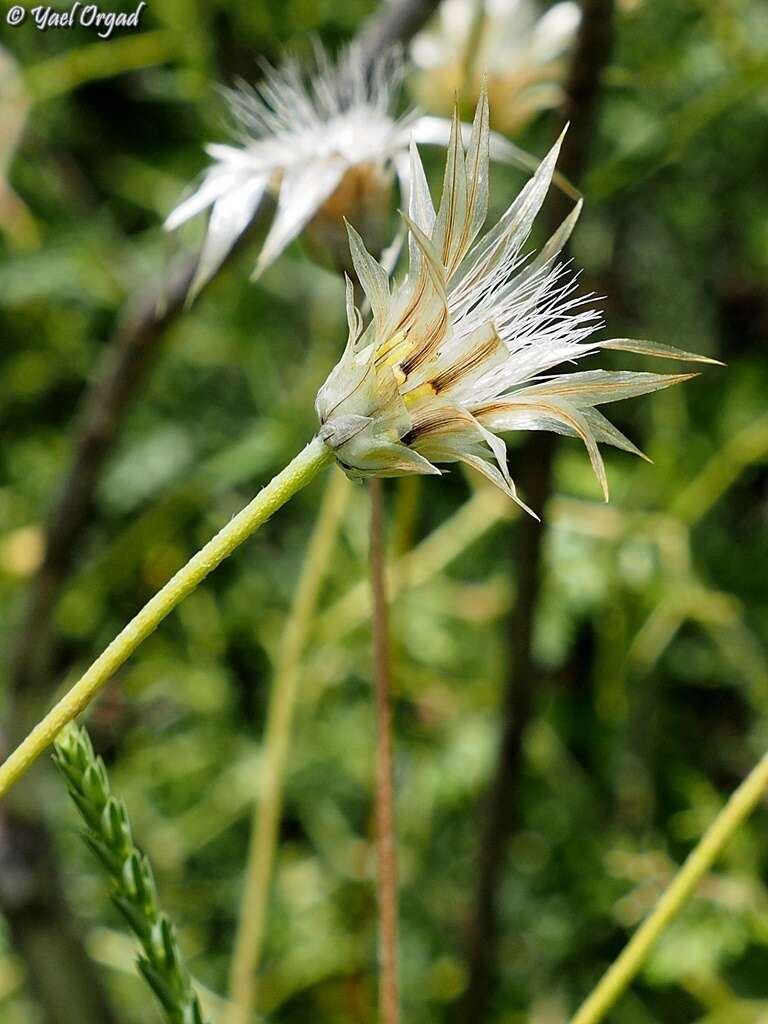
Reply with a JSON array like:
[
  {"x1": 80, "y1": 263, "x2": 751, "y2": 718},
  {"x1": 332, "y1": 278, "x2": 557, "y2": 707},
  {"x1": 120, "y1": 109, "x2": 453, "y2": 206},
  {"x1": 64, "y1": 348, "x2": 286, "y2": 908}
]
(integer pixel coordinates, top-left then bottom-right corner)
[
  {"x1": 412, "y1": 0, "x2": 581, "y2": 135},
  {"x1": 317, "y1": 94, "x2": 719, "y2": 516},
  {"x1": 165, "y1": 43, "x2": 539, "y2": 298}
]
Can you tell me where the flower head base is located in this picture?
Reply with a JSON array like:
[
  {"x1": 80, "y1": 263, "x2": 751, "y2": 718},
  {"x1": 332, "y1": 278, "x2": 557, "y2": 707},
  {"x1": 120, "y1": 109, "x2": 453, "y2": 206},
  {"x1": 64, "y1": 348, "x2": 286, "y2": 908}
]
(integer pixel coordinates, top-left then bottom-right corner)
[
  {"x1": 166, "y1": 43, "x2": 544, "y2": 298},
  {"x1": 317, "y1": 95, "x2": 719, "y2": 515}
]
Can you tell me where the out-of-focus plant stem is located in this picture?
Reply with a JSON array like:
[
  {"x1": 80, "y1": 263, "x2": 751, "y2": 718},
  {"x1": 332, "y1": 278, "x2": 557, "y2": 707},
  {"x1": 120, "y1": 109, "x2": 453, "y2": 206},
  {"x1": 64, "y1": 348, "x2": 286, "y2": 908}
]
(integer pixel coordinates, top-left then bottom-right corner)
[
  {"x1": 461, "y1": 1, "x2": 616, "y2": 1019},
  {"x1": 569, "y1": 748, "x2": 768, "y2": 1024},
  {"x1": 356, "y1": 0, "x2": 444, "y2": 75},
  {"x1": 227, "y1": 469, "x2": 351, "y2": 1024},
  {"x1": 0, "y1": 438, "x2": 332, "y2": 801},
  {"x1": 370, "y1": 478, "x2": 401, "y2": 1024},
  {"x1": 24, "y1": 32, "x2": 177, "y2": 102},
  {"x1": 316, "y1": 486, "x2": 515, "y2": 643}
]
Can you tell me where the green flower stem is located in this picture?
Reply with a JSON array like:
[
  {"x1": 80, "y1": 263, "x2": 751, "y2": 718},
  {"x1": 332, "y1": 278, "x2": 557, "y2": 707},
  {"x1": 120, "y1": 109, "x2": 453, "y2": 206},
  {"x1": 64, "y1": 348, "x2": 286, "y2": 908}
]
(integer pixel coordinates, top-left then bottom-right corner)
[
  {"x1": 569, "y1": 748, "x2": 768, "y2": 1024},
  {"x1": 0, "y1": 437, "x2": 332, "y2": 801},
  {"x1": 227, "y1": 469, "x2": 350, "y2": 1024},
  {"x1": 25, "y1": 32, "x2": 178, "y2": 103},
  {"x1": 53, "y1": 725, "x2": 209, "y2": 1024}
]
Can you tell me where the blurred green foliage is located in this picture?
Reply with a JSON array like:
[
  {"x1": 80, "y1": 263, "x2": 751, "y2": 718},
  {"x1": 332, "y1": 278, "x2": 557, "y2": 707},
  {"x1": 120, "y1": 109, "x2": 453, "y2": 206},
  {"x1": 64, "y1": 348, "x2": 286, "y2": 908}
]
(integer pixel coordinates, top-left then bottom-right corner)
[{"x1": 1, "y1": 1, "x2": 768, "y2": 1022}]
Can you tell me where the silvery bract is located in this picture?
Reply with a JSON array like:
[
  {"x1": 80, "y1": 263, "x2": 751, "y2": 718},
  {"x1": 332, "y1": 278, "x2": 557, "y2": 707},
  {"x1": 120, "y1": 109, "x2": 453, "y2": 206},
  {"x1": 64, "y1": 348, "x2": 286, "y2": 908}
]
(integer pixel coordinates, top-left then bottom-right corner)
[
  {"x1": 317, "y1": 95, "x2": 718, "y2": 516},
  {"x1": 412, "y1": 0, "x2": 581, "y2": 134},
  {"x1": 165, "y1": 44, "x2": 537, "y2": 297}
]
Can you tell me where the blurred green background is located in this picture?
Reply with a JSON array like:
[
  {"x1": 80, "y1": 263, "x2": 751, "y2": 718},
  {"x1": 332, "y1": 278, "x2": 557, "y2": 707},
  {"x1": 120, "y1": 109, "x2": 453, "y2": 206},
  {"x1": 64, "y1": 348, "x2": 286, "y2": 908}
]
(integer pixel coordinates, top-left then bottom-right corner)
[{"x1": 1, "y1": 0, "x2": 768, "y2": 1022}]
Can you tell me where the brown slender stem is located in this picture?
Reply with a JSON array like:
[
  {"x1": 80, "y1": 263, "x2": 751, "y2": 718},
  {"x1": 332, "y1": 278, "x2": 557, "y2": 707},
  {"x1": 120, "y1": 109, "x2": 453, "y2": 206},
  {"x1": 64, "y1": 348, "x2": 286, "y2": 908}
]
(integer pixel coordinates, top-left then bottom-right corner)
[
  {"x1": 356, "y1": 0, "x2": 443, "y2": 76},
  {"x1": 460, "y1": 1, "x2": 616, "y2": 1019},
  {"x1": 369, "y1": 477, "x2": 400, "y2": 1024},
  {"x1": 227, "y1": 470, "x2": 350, "y2": 1024}
]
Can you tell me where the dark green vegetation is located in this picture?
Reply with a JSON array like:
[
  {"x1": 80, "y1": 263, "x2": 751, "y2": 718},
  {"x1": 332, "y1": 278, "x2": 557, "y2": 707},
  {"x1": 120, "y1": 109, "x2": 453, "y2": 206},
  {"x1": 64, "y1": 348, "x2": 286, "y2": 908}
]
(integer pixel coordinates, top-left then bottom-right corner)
[{"x1": 1, "y1": 1, "x2": 767, "y2": 1022}]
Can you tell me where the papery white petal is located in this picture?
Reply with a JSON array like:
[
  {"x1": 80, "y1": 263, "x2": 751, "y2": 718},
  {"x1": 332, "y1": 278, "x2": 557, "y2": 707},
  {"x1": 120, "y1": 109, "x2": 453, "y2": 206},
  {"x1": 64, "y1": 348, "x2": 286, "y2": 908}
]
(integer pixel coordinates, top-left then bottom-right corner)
[
  {"x1": 530, "y1": 0, "x2": 581, "y2": 62},
  {"x1": 581, "y1": 408, "x2": 649, "y2": 462},
  {"x1": 511, "y1": 199, "x2": 582, "y2": 289},
  {"x1": 204, "y1": 143, "x2": 270, "y2": 167},
  {"x1": 599, "y1": 338, "x2": 724, "y2": 365},
  {"x1": 451, "y1": 128, "x2": 567, "y2": 300},
  {"x1": 346, "y1": 221, "x2": 390, "y2": 327},
  {"x1": 412, "y1": 115, "x2": 542, "y2": 181},
  {"x1": 188, "y1": 174, "x2": 269, "y2": 298},
  {"x1": 462, "y1": 92, "x2": 491, "y2": 259},
  {"x1": 254, "y1": 159, "x2": 346, "y2": 277},
  {"x1": 514, "y1": 369, "x2": 699, "y2": 407},
  {"x1": 394, "y1": 142, "x2": 436, "y2": 275},
  {"x1": 410, "y1": 321, "x2": 506, "y2": 399},
  {"x1": 379, "y1": 219, "x2": 407, "y2": 276},
  {"x1": 344, "y1": 273, "x2": 363, "y2": 343},
  {"x1": 434, "y1": 107, "x2": 469, "y2": 272},
  {"x1": 407, "y1": 139, "x2": 437, "y2": 236},
  {"x1": 164, "y1": 167, "x2": 242, "y2": 231},
  {"x1": 479, "y1": 395, "x2": 608, "y2": 500},
  {"x1": 399, "y1": 213, "x2": 448, "y2": 303}
]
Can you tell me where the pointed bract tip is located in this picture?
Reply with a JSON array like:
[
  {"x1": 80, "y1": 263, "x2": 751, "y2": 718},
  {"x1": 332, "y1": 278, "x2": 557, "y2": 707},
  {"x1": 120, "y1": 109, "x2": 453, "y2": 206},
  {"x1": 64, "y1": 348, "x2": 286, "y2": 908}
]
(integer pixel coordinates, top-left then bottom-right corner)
[{"x1": 599, "y1": 338, "x2": 723, "y2": 365}]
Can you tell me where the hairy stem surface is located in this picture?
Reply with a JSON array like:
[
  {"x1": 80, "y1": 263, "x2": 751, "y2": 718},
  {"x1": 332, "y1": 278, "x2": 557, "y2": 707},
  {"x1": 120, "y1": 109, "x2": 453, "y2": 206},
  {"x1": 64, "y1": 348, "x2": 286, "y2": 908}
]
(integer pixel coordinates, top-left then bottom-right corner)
[
  {"x1": 0, "y1": 438, "x2": 332, "y2": 800},
  {"x1": 227, "y1": 470, "x2": 350, "y2": 1024}
]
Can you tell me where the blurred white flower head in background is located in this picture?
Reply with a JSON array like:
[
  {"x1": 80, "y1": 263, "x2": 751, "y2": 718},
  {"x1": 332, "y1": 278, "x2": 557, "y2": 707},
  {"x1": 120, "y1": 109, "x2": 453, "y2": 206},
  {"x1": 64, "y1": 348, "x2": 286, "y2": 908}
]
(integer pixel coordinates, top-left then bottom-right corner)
[
  {"x1": 317, "y1": 94, "x2": 717, "y2": 514},
  {"x1": 411, "y1": 0, "x2": 581, "y2": 134},
  {"x1": 165, "y1": 43, "x2": 541, "y2": 298}
]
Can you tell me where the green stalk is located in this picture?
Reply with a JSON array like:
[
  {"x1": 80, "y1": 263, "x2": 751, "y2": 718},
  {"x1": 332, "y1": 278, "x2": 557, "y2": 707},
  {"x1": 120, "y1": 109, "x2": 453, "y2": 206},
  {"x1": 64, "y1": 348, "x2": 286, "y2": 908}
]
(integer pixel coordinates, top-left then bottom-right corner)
[
  {"x1": 52, "y1": 724, "x2": 209, "y2": 1024},
  {"x1": 227, "y1": 469, "x2": 350, "y2": 1024},
  {"x1": 0, "y1": 437, "x2": 332, "y2": 800},
  {"x1": 569, "y1": 749, "x2": 768, "y2": 1024}
]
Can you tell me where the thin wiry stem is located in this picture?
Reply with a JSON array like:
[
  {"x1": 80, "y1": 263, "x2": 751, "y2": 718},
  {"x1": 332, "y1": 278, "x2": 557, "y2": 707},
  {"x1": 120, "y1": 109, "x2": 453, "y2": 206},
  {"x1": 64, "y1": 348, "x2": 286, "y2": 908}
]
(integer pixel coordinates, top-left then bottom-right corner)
[
  {"x1": 227, "y1": 470, "x2": 351, "y2": 1024},
  {"x1": 0, "y1": 438, "x2": 333, "y2": 800},
  {"x1": 370, "y1": 478, "x2": 401, "y2": 1024},
  {"x1": 569, "y1": 749, "x2": 768, "y2": 1024},
  {"x1": 52, "y1": 725, "x2": 209, "y2": 1024}
]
